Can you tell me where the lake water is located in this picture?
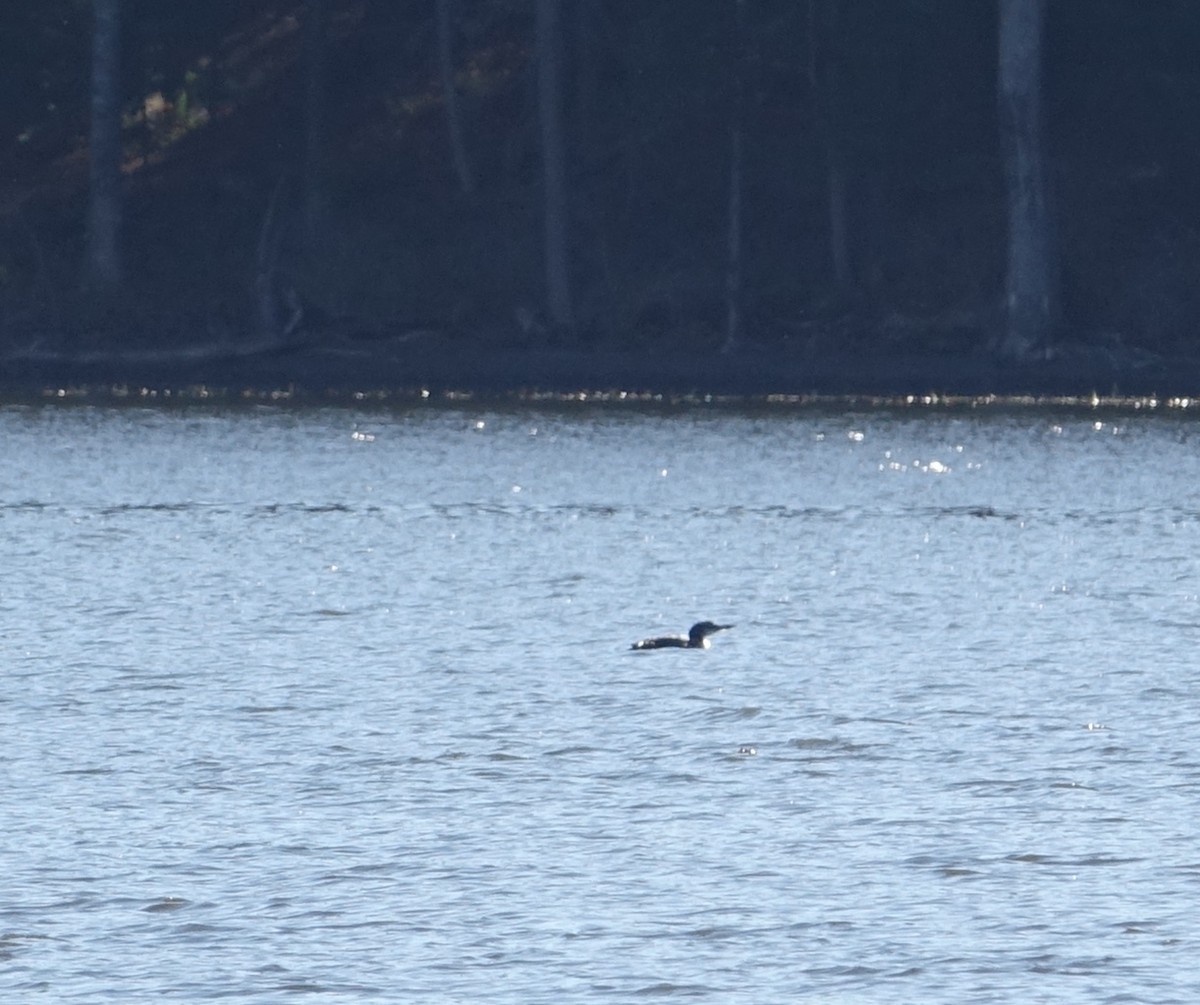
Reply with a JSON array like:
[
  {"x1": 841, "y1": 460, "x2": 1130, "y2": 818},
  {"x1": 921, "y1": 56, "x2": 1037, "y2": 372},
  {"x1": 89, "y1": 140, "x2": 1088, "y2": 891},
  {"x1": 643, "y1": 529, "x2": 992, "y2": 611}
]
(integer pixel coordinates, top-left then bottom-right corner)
[{"x1": 2, "y1": 399, "x2": 1198, "y2": 1003}]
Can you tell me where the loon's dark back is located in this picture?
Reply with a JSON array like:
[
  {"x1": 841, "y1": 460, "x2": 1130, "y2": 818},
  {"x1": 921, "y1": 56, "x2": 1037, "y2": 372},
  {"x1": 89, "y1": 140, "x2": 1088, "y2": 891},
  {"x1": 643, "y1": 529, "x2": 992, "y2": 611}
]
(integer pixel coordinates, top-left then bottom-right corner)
[{"x1": 630, "y1": 634, "x2": 691, "y2": 650}]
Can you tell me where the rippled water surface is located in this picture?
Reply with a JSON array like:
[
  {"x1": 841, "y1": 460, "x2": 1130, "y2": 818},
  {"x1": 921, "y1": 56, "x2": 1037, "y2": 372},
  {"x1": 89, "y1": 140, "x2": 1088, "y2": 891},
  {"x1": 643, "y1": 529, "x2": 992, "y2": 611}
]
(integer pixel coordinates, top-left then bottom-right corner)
[{"x1": 2, "y1": 402, "x2": 1199, "y2": 1003}]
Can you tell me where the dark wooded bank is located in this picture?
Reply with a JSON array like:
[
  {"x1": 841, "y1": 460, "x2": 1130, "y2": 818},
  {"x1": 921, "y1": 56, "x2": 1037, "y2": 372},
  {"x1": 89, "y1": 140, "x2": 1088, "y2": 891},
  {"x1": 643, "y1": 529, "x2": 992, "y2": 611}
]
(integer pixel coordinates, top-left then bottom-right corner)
[{"x1": 2, "y1": 2, "x2": 1198, "y2": 392}]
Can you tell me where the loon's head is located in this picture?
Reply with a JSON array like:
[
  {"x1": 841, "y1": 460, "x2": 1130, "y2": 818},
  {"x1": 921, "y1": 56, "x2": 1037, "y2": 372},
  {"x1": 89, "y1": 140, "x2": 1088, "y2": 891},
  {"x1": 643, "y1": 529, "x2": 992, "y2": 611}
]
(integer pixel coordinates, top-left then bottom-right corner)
[{"x1": 688, "y1": 621, "x2": 734, "y2": 646}]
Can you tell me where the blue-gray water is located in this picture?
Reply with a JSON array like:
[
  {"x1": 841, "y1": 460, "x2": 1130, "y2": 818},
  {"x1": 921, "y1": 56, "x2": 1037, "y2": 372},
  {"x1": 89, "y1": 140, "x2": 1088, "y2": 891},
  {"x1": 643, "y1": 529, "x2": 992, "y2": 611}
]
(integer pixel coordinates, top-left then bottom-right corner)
[{"x1": 2, "y1": 402, "x2": 1198, "y2": 1003}]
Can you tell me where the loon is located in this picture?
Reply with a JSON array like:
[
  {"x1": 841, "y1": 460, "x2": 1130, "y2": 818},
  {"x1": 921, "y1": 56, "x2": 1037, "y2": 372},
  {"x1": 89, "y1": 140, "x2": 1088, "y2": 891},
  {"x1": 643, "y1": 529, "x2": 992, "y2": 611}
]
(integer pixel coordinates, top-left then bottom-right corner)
[{"x1": 630, "y1": 621, "x2": 734, "y2": 650}]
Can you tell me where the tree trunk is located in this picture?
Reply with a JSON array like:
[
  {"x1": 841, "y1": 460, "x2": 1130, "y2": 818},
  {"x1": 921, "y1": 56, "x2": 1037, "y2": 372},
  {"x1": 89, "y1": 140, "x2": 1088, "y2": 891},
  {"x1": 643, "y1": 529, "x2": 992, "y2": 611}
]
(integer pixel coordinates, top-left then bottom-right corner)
[
  {"x1": 724, "y1": 126, "x2": 744, "y2": 353},
  {"x1": 808, "y1": 0, "x2": 851, "y2": 289},
  {"x1": 997, "y1": 0, "x2": 1057, "y2": 358},
  {"x1": 302, "y1": 0, "x2": 329, "y2": 248},
  {"x1": 85, "y1": 0, "x2": 122, "y2": 289},
  {"x1": 723, "y1": 0, "x2": 747, "y2": 353},
  {"x1": 437, "y1": 0, "x2": 475, "y2": 196},
  {"x1": 255, "y1": 179, "x2": 302, "y2": 343},
  {"x1": 573, "y1": 0, "x2": 605, "y2": 160},
  {"x1": 536, "y1": 0, "x2": 574, "y2": 331}
]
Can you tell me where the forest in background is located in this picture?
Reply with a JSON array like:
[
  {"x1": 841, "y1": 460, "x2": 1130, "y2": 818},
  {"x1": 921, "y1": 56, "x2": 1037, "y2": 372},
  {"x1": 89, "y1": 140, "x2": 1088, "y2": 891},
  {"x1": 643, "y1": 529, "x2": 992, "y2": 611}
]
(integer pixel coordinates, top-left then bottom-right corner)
[{"x1": 1, "y1": 1, "x2": 1199, "y2": 391}]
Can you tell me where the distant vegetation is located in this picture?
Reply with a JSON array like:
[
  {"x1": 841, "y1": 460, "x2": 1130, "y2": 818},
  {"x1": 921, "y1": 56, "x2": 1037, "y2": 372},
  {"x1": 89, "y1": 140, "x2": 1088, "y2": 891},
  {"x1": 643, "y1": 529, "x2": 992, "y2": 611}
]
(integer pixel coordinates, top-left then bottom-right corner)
[{"x1": 1, "y1": 1, "x2": 1198, "y2": 380}]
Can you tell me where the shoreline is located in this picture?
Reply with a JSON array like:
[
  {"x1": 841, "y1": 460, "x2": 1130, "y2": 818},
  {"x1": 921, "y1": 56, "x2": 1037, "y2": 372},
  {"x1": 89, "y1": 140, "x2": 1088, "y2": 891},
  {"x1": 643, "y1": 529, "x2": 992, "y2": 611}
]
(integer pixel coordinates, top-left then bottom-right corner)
[{"x1": 1, "y1": 341, "x2": 1197, "y2": 404}]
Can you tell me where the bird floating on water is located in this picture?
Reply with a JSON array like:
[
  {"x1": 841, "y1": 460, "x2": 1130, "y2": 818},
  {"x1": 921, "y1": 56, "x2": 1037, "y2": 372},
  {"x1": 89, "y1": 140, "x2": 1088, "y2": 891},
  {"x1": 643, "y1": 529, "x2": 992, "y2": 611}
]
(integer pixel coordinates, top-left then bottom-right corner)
[{"x1": 630, "y1": 621, "x2": 734, "y2": 651}]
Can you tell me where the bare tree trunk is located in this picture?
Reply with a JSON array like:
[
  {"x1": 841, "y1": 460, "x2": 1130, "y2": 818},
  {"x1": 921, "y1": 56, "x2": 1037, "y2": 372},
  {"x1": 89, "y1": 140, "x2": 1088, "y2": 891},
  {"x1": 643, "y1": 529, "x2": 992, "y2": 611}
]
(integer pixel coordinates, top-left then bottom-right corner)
[
  {"x1": 808, "y1": 0, "x2": 851, "y2": 289},
  {"x1": 255, "y1": 179, "x2": 302, "y2": 344},
  {"x1": 826, "y1": 155, "x2": 849, "y2": 286},
  {"x1": 85, "y1": 0, "x2": 122, "y2": 289},
  {"x1": 302, "y1": 0, "x2": 329, "y2": 248},
  {"x1": 997, "y1": 0, "x2": 1057, "y2": 358},
  {"x1": 724, "y1": 127, "x2": 743, "y2": 353},
  {"x1": 437, "y1": 0, "x2": 475, "y2": 196},
  {"x1": 536, "y1": 0, "x2": 574, "y2": 331},
  {"x1": 573, "y1": 0, "x2": 604, "y2": 158},
  {"x1": 723, "y1": 0, "x2": 747, "y2": 353}
]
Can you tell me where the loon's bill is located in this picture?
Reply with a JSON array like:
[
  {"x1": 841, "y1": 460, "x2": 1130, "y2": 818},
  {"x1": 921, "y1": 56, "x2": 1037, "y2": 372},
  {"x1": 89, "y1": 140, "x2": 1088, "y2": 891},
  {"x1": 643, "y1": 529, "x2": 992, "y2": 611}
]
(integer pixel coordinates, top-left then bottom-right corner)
[{"x1": 630, "y1": 621, "x2": 734, "y2": 650}]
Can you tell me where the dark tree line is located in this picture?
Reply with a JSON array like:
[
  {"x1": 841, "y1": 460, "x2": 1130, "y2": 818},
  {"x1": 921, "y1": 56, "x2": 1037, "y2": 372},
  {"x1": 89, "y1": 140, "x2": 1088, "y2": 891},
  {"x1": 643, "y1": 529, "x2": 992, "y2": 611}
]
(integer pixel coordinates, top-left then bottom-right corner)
[{"x1": 2, "y1": 1, "x2": 1199, "y2": 371}]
